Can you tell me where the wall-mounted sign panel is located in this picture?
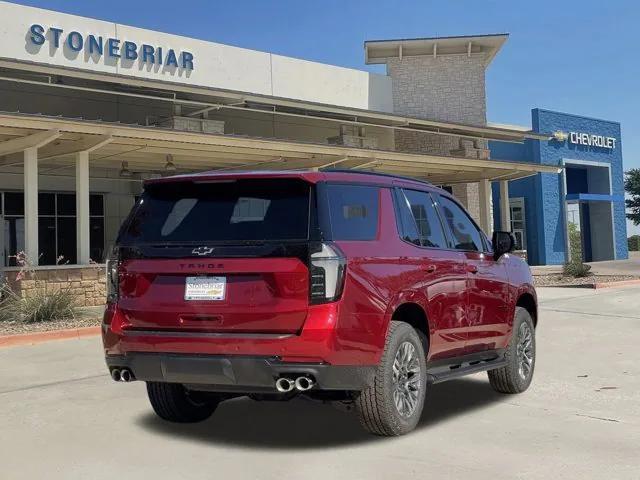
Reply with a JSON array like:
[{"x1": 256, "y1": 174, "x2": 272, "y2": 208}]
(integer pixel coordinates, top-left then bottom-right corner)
[{"x1": 0, "y1": 1, "x2": 393, "y2": 112}]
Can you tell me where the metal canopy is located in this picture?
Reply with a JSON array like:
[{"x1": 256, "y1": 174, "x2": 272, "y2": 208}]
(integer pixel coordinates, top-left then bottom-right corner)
[
  {"x1": 0, "y1": 61, "x2": 548, "y2": 143},
  {"x1": 0, "y1": 112, "x2": 560, "y2": 185}
]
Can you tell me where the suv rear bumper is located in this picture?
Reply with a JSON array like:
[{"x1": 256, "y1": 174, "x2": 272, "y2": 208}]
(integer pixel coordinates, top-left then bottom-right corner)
[{"x1": 106, "y1": 353, "x2": 376, "y2": 392}]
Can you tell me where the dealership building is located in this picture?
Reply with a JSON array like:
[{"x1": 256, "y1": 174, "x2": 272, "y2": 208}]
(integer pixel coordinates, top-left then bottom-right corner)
[{"x1": 0, "y1": 1, "x2": 628, "y2": 304}]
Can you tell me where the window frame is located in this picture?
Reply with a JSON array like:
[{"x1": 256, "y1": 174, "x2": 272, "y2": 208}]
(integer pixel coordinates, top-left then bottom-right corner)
[{"x1": 432, "y1": 192, "x2": 491, "y2": 253}]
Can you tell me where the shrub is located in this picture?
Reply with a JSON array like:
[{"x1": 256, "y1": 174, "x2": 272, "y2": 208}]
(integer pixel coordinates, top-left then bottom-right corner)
[
  {"x1": 563, "y1": 261, "x2": 592, "y2": 278},
  {"x1": 629, "y1": 235, "x2": 640, "y2": 252},
  {"x1": 0, "y1": 285, "x2": 78, "y2": 323},
  {"x1": 0, "y1": 284, "x2": 19, "y2": 323}
]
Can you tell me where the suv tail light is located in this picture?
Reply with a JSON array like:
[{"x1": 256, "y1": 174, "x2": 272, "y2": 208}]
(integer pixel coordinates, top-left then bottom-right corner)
[
  {"x1": 106, "y1": 248, "x2": 120, "y2": 303},
  {"x1": 309, "y1": 242, "x2": 346, "y2": 304}
]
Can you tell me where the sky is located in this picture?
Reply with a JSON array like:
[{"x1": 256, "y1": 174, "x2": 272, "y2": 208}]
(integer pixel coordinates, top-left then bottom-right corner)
[{"x1": 11, "y1": 0, "x2": 640, "y2": 234}]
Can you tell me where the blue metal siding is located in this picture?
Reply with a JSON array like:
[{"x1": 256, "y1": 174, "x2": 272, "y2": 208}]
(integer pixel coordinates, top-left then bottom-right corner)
[{"x1": 489, "y1": 108, "x2": 628, "y2": 265}]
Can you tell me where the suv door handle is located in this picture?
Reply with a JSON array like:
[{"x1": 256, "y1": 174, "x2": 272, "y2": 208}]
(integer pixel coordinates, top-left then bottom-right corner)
[
  {"x1": 466, "y1": 264, "x2": 478, "y2": 274},
  {"x1": 422, "y1": 264, "x2": 437, "y2": 273}
]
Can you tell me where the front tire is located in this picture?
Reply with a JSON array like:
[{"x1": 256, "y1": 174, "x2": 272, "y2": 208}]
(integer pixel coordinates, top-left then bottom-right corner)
[
  {"x1": 355, "y1": 321, "x2": 427, "y2": 436},
  {"x1": 488, "y1": 307, "x2": 536, "y2": 394},
  {"x1": 147, "y1": 382, "x2": 219, "y2": 423}
]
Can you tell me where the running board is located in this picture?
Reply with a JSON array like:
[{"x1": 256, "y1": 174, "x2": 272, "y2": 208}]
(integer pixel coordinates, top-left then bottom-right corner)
[{"x1": 426, "y1": 349, "x2": 507, "y2": 384}]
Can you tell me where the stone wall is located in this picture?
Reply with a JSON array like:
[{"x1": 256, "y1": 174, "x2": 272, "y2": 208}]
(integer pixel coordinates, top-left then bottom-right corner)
[
  {"x1": 3, "y1": 265, "x2": 106, "y2": 307},
  {"x1": 386, "y1": 53, "x2": 488, "y2": 222}
]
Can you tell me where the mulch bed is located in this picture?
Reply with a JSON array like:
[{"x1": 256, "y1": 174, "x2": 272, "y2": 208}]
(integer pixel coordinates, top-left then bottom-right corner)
[
  {"x1": 0, "y1": 316, "x2": 101, "y2": 336},
  {"x1": 534, "y1": 274, "x2": 640, "y2": 288}
]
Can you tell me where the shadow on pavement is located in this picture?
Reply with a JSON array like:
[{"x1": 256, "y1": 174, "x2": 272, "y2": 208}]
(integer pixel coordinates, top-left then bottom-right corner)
[{"x1": 137, "y1": 377, "x2": 504, "y2": 450}]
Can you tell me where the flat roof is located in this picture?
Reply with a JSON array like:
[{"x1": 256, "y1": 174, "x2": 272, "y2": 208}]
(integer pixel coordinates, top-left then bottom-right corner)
[{"x1": 365, "y1": 33, "x2": 509, "y2": 66}]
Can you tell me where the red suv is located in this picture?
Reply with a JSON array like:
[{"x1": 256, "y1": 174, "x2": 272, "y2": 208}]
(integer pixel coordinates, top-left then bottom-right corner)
[{"x1": 103, "y1": 170, "x2": 537, "y2": 436}]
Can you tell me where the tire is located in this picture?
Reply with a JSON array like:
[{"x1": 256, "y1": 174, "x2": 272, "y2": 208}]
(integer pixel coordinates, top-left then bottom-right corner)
[
  {"x1": 355, "y1": 321, "x2": 427, "y2": 436},
  {"x1": 146, "y1": 382, "x2": 219, "y2": 423},
  {"x1": 488, "y1": 307, "x2": 536, "y2": 394}
]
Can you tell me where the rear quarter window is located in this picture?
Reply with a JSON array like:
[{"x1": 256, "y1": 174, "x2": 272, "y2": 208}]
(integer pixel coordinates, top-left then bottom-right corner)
[{"x1": 321, "y1": 184, "x2": 379, "y2": 241}]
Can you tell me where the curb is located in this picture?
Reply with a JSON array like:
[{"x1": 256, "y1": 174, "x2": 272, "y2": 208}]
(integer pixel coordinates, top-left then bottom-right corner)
[
  {"x1": 591, "y1": 279, "x2": 640, "y2": 289},
  {"x1": 538, "y1": 279, "x2": 640, "y2": 290},
  {"x1": 0, "y1": 326, "x2": 101, "y2": 348}
]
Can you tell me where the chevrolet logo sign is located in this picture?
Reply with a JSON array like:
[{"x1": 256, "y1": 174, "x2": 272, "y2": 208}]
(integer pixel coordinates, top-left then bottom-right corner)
[{"x1": 191, "y1": 246, "x2": 214, "y2": 256}]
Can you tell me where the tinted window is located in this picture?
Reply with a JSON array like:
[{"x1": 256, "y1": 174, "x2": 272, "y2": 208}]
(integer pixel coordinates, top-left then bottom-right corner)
[
  {"x1": 437, "y1": 195, "x2": 484, "y2": 251},
  {"x1": 119, "y1": 179, "x2": 310, "y2": 244},
  {"x1": 323, "y1": 184, "x2": 379, "y2": 241},
  {"x1": 392, "y1": 189, "x2": 420, "y2": 246},
  {"x1": 4, "y1": 192, "x2": 24, "y2": 216},
  {"x1": 39, "y1": 193, "x2": 55, "y2": 216},
  {"x1": 402, "y1": 189, "x2": 447, "y2": 248},
  {"x1": 57, "y1": 194, "x2": 76, "y2": 215},
  {"x1": 90, "y1": 194, "x2": 104, "y2": 216}
]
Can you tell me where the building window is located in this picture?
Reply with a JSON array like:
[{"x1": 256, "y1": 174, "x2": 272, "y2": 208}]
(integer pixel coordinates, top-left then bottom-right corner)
[
  {"x1": 509, "y1": 197, "x2": 526, "y2": 251},
  {"x1": 1, "y1": 192, "x2": 105, "y2": 266}
]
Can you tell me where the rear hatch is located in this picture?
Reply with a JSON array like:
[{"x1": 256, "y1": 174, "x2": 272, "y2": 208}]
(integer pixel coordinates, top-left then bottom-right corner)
[{"x1": 114, "y1": 177, "x2": 314, "y2": 334}]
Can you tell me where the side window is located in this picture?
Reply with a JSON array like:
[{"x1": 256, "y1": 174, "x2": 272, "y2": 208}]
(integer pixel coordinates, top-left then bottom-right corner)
[
  {"x1": 324, "y1": 184, "x2": 379, "y2": 240},
  {"x1": 392, "y1": 189, "x2": 421, "y2": 246},
  {"x1": 402, "y1": 189, "x2": 447, "y2": 248},
  {"x1": 437, "y1": 195, "x2": 484, "y2": 251}
]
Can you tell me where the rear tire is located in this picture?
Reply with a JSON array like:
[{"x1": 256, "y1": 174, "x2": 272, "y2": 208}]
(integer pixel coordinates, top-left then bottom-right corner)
[
  {"x1": 355, "y1": 321, "x2": 427, "y2": 436},
  {"x1": 146, "y1": 382, "x2": 219, "y2": 423},
  {"x1": 488, "y1": 307, "x2": 536, "y2": 394}
]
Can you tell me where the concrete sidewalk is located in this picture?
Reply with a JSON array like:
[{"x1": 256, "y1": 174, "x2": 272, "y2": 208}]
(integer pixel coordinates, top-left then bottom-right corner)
[{"x1": 0, "y1": 286, "x2": 639, "y2": 479}]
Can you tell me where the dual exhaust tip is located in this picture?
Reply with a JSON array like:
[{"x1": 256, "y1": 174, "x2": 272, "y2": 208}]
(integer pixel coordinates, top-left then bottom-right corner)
[
  {"x1": 110, "y1": 368, "x2": 134, "y2": 383},
  {"x1": 275, "y1": 376, "x2": 315, "y2": 393}
]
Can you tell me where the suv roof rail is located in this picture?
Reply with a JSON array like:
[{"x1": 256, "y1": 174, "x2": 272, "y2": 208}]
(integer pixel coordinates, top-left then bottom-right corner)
[{"x1": 320, "y1": 168, "x2": 433, "y2": 186}]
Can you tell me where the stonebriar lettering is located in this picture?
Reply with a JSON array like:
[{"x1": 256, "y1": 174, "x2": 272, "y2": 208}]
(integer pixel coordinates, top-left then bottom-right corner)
[
  {"x1": 28, "y1": 24, "x2": 194, "y2": 70},
  {"x1": 569, "y1": 131, "x2": 616, "y2": 149}
]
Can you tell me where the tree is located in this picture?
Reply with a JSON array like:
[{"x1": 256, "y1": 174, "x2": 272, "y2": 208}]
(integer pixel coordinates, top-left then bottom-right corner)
[{"x1": 625, "y1": 169, "x2": 640, "y2": 226}]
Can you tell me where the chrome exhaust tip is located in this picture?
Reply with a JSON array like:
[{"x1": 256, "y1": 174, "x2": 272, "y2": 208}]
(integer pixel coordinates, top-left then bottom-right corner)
[
  {"x1": 110, "y1": 369, "x2": 121, "y2": 382},
  {"x1": 275, "y1": 377, "x2": 295, "y2": 393},
  {"x1": 295, "y1": 376, "x2": 315, "y2": 391},
  {"x1": 120, "y1": 369, "x2": 133, "y2": 383}
]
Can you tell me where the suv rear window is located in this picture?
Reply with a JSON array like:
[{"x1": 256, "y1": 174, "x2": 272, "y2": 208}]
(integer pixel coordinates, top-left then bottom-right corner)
[
  {"x1": 321, "y1": 184, "x2": 379, "y2": 241},
  {"x1": 119, "y1": 179, "x2": 310, "y2": 244}
]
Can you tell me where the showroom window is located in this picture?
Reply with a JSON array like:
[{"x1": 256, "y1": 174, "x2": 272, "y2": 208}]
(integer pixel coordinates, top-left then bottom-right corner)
[
  {"x1": 1, "y1": 192, "x2": 105, "y2": 266},
  {"x1": 509, "y1": 198, "x2": 527, "y2": 250}
]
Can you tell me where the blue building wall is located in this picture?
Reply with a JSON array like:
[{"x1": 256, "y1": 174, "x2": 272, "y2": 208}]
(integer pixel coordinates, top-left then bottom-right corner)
[{"x1": 490, "y1": 108, "x2": 628, "y2": 265}]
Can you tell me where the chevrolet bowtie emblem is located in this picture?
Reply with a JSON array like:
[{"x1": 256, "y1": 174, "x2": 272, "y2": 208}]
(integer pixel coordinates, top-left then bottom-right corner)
[{"x1": 192, "y1": 246, "x2": 214, "y2": 256}]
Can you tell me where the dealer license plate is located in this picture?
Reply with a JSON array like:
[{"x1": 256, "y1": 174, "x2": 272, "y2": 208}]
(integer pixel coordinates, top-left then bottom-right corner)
[{"x1": 184, "y1": 276, "x2": 226, "y2": 301}]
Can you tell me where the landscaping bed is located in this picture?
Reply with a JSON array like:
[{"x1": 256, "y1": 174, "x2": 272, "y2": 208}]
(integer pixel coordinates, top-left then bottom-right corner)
[
  {"x1": 0, "y1": 315, "x2": 101, "y2": 336},
  {"x1": 534, "y1": 274, "x2": 640, "y2": 288}
]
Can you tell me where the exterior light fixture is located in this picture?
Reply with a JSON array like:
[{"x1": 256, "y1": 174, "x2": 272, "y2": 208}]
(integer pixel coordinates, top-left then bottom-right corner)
[
  {"x1": 119, "y1": 161, "x2": 132, "y2": 178},
  {"x1": 552, "y1": 131, "x2": 568, "y2": 142},
  {"x1": 165, "y1": 154, "x2": 177, "y2": 172}
]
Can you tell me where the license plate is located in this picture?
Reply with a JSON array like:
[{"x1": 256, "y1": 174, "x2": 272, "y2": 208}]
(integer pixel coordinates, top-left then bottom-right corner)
[{"x1": 184, "y1": 276, "x2": 226, "y2": 301}]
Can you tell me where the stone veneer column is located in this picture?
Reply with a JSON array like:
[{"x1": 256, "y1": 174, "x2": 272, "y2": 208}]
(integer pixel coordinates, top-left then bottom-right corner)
[{"x1": 386, "y1": 54, "x2": 489, "y2": 223}]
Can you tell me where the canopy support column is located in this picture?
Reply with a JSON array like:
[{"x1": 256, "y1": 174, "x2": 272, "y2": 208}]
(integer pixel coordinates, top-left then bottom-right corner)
[{"x1": 478, "y1": 179, "x2": 493, "y2": 234}]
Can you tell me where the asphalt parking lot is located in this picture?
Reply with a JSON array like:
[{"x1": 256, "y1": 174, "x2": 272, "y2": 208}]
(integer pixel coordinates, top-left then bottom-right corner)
[{"x1": 1, "y1": 286, "x2": 639, "y2": 479}]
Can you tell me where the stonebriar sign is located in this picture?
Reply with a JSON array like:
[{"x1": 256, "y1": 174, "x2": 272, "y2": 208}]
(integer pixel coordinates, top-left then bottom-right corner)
[{"x1": 28, "y1": 24, "x2": 195, "y2": 70}]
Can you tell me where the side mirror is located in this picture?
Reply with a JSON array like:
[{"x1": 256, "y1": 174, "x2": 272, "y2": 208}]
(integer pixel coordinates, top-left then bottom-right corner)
[{"x1": 492, "y1": 231, "x2": 515, "y2": 260}]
